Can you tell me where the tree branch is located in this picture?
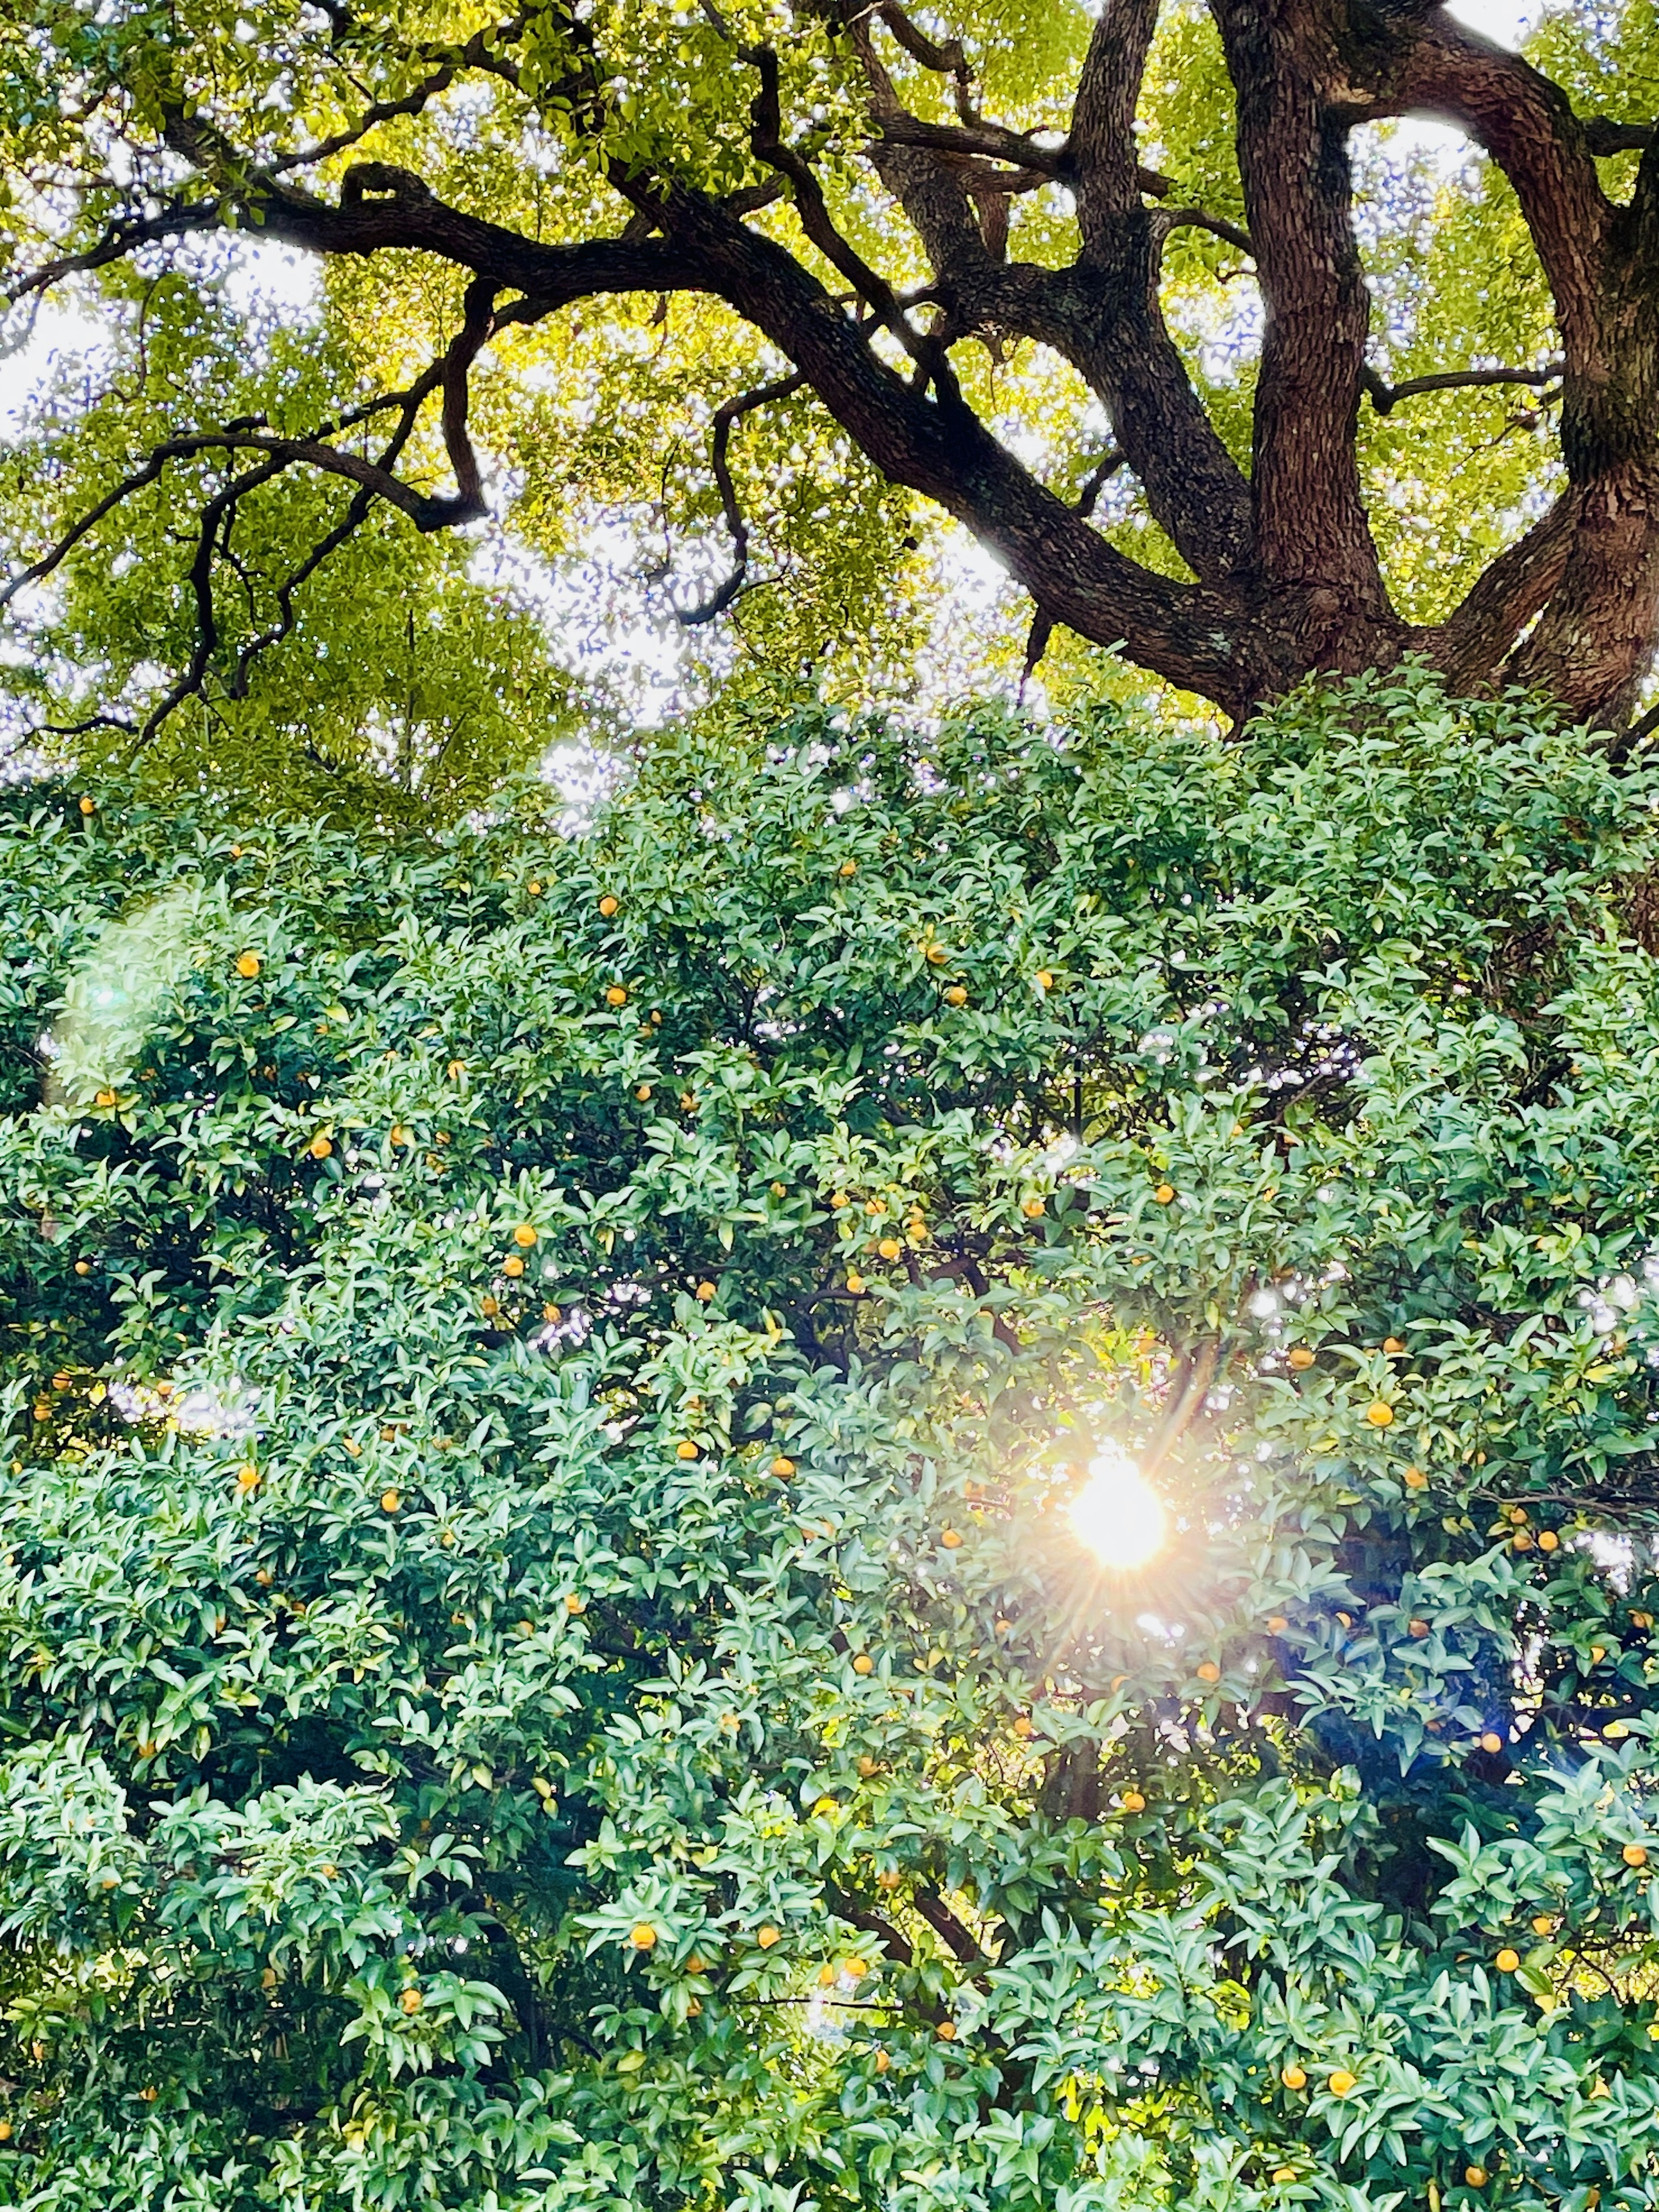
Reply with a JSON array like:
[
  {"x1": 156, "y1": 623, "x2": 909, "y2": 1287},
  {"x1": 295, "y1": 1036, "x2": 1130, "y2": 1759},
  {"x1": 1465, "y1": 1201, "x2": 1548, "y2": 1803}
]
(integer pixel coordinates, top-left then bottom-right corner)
[
  {"x1": 1362, "y1": 362, "x2": 1564, "y2": 415},
  {"x1": 1068, "y1": 0, "x2": 1160, "y2": 240},
  {"x1": 1211, "y1": 0, "x2": 1384, "y2": 610},
  {"x1": 1433, "y1": 488, "x2": 1583, "y2": 692},
  {"x1": 674, "y1": 369, "x2": 806, "y2": 626}
]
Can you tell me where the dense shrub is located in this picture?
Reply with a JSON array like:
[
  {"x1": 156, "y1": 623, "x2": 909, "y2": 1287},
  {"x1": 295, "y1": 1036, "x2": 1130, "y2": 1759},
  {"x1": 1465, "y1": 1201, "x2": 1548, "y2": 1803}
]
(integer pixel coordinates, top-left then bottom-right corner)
[{"x1": 3, "y1": 671, "x2": 1659, "y2": 2210}]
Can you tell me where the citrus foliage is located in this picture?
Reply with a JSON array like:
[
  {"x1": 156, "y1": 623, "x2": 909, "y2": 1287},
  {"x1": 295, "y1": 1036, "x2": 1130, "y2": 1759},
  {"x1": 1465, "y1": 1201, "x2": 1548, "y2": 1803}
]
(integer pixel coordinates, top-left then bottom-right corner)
[{"x1": 6, "y1": 671, "x2": 1659, "y2": 2207}]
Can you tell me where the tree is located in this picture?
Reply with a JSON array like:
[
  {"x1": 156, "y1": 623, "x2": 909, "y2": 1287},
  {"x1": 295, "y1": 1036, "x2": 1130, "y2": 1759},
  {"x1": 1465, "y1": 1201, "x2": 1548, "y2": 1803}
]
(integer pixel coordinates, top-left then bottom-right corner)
[
  {"x1": 6, "y1": 668, "x2": 1659, "y2": 2207},
  {"x1": 7, "y1": 0, "x2": 1659, "y2": 756}
]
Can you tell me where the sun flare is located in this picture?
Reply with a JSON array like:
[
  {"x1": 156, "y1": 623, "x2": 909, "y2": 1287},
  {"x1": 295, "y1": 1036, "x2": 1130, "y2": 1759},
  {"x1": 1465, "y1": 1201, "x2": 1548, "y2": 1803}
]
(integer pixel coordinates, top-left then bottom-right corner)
[{"x1": 1067, "y1": 1445, "x2": 1167, "y2": 1571}]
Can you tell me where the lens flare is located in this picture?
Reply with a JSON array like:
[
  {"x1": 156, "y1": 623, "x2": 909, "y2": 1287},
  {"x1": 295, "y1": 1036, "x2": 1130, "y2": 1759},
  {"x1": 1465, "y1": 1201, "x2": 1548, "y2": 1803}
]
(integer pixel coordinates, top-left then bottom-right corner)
[{"x1": 1067, "y1": 1444, "x2": 1166, "y2": 1570}]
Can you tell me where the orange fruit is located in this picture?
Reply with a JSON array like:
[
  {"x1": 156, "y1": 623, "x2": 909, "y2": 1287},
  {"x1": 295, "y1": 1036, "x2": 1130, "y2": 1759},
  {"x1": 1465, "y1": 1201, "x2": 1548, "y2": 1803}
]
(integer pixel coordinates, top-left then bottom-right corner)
[
  {"x1": 1531, "y1": 1915, "x2": 1554, "y2": 1936},
  {"x1": 874, "y1": 2049, "x2": 890, "y2": 2072},
  {"x1": 74, "y1": 1260, "x2": 90, "y2": 1275},
  {"x1": 139, "y1": 2086, "x2": 159, "y2": 2103},
  {"x1": 845, "y1": 1270, "x2": 866, "y2": 1294},
  {"x1": 565, "y1": 1593, "x2": 586, "y2": 1615},
  {"x1": 1624, "y1": 1843, "x2": 1649, "y2": 1868},
  {"x1": 1537, "y1": 1530, "x2": 1559, "y2": 1552},
  {"x1": 876, "y1": 1868, "x2": 902, "y2": 1891},
  {"x1": 1021, "y1": 1197, "x2": 1045, "y2": 1219},
  {"x1": 852, "y1": 1654, "x2": 874, "y2": 1675},
  {"x1": 78, "y1": 796, "x2": 95, "y2": 816},
  {"x1": 1281, "y1": 2063, "x2": 1306, "y2": 2090},
  {"x1": 838, "y1": 860, "x2": 857, "y2": 878},
  {"x1": 598, "y1": 894, "x2": 619, "y2": 916},
  {"x1": 1195, "y1": 1660, "x2": 1220, "y2": 1683},
  {"x1": 1272, "y1": 2169, "x2": 1297, "y2": 2186},
  {"x1": 925, "y1": 944, "x2": 948, "y2": 964},
  {"x1": 771, "y1": 1456, "x2": 796, "y2": 1479},
  {"x1": 400, "y1": 1988, "x2": 423, "y2": 2014},
  {"x1": 1383, "y1": 1337, "x2": 1405, "y2": 1354},
  {"x1": 235, "y1": 1465, "x2": 261, "y2": 1493},
  {"x1": 1266, "y1": 1615, "x2": 1288, "y2": 1634},
  {"x1": 856, "y1": 1754, "x2": 877, "y2": 1776},
  {"x1": 1327, "y1": 2069, "x2": 1356, "y2": 2097},
  {"x1": 937, "y1": 2020, "x2": 957, "y2": 2040},
  {"x1": 940, "y1": 1528, "x2": 963, "y2": 1549},
  {"x1": 1036, "y1": 969, "x2": 1053, "y2": 988},
  {"x1": 943, "y1": 985, "x2": 967, "y2": 1006},
  {"x1": 480, "y1": 1296, "x2": 499, "y2": 1318},
  {"x1": 1287, "y1": 1347, "x2": 1316, "y2": 1370},
  {"x1": 1496, "y1": 1948, "x2": 1520, "y2": 1972},
  {"x1": 877, "y1": 1237, "x2": 902, "y2": 1259},
  {"x1": 380, "y1": 1490, "x2": 401, "y2": 1514},
  {"x1": 1480, "y1": 1732, "x2": 1503, "y2": 1754},
  {"x1": 676, "y1": 1440, "x2": 700, "y2": 1460},
  {"x1": 527, "y1": 880, "x2": 542, "y2": 896},
  {"x1": 1153, "y1": 1183, "x2": 1176, "y2": 1204},
  {"x1": 605, "y1": 986, "x2": 628, "y2": 1006},
  {"x1": 844, "y1": 1956, "x2": 869, "y2": 1978},
  {"x1": 995, "y1": 1618, "x2": 1013, "y2": 1635},
  {"x1": 1403, "y1": 1467, "x2": 1427, "y2": 1488},
  {"x1": 1012, "y1": 1716, "x2": 1033, "y2": 1739},
  {"x1": 686, "y1": 1954, "x2": 706, "y2": 1975},
  {"x1": 1122, "y1": 1790, "x2": 1146, "y2": 1813},
  {"x1": 830, "y1": 1191, "x2": 849, "y2": 1209},
  {"x1": 503, "y1": 1256, "x2": 525, "y2": 1278},
  {"x1": 1512, "y1": 1531, "x2": 1533, "y2": 1552},
  {"x1": 1365, "y1": 1402, "x2": 1394, "y2": 1427},
  {"x1": 235, "y1": 952, "x2": 261, "y2": 978},
  {"x1": 756, "y1": 1924, "x2": 780, "y2": 1949},
  {"x1": 94, "y1": 1087, "x2": 116, "y2": 1108},
  {"x1": 1465, "y1": 2169, "x2": 1488, "y2": 2190},
  {"x1": 308, "y1": 1135, "x2": 332, "y2": 1160},
  {"x1": 1409, "y1": 1618, "x2": 1430, "y2": 1639},
  {"x1": 634, "y1": 1083, "x2": 652, "y2": 1102},
  {"x1": 864, "y1": 1199, "x2": 887, "y2": 1218},
  {"x1": 695, "y1": 1280, "x2": 716, "y2": 1302},
  {"x1": 512, "y1": 1224, "x2": 538, "y2": 1248},
  {"x1": 630, "y1": 1924, "x2": 658, "y2": 1950}
]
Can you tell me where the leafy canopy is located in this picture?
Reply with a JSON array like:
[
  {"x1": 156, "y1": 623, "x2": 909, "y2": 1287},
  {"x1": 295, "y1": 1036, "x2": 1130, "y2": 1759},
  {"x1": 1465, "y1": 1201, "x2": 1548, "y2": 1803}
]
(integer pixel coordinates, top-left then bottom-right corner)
[
  {"x1": 10, "y1": 0, "x2": 1659, "y2": 798},
  {"x1": 4, "y1": 671, "x2": 1659, "y2": 2207}
]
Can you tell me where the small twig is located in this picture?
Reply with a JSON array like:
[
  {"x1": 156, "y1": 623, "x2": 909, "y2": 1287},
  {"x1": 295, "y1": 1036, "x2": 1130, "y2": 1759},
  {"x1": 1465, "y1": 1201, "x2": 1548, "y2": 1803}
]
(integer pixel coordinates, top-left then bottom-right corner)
[{"x1": 1021, "y1": 450, "x2": 1123, "y2": 688}]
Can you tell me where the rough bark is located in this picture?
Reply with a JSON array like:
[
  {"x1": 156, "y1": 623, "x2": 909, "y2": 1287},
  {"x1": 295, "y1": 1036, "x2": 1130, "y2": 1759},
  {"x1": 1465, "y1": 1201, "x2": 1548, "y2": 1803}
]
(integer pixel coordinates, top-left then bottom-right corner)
[{"x1": 10, "y1": 0, "x2": 1659, "y2": 732}]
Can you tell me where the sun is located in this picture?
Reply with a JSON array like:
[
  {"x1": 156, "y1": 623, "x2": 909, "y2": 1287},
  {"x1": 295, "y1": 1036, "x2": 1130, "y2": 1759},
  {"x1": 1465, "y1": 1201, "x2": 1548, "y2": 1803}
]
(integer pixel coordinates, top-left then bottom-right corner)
[{"x1": 1067, "y1": 1444, "x2": 1167, "y2": 1570}]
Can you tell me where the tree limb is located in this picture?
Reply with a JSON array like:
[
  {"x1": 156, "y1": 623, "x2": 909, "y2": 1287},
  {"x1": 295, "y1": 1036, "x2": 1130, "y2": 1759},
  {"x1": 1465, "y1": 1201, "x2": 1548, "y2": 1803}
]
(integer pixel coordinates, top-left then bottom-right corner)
[
  {"x1": 1362, "y1": 362, "x2": 1564, "y2": 415},
  {"x1": 1210, "y1": 0, "x2": 1384, "y2": 610},
  {"x1": 674, "y1": 369, "x2": 807, "y2": 626}
]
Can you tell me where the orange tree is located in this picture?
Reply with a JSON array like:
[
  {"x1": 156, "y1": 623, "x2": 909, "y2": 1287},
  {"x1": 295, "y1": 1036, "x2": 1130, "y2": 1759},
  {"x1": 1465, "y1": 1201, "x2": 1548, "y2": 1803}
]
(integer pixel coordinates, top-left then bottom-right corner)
[{"x1": 6, "y1": 668, "x2": 1659, "y2": 2209}]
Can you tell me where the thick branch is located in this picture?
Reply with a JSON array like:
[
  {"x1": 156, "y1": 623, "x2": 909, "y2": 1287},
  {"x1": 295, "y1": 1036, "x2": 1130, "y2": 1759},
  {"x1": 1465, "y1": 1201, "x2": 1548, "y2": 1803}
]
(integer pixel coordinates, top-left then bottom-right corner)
[
  {"x1": 1069, "y1": 0, "x2": 1160, "y2": 239},
  {"x1": 1432, "y1": 489, "x2": 1583, "y2": 693},
  {"x1": 1211, "y1": 0, "x2": 1383, "y2": 608}
]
